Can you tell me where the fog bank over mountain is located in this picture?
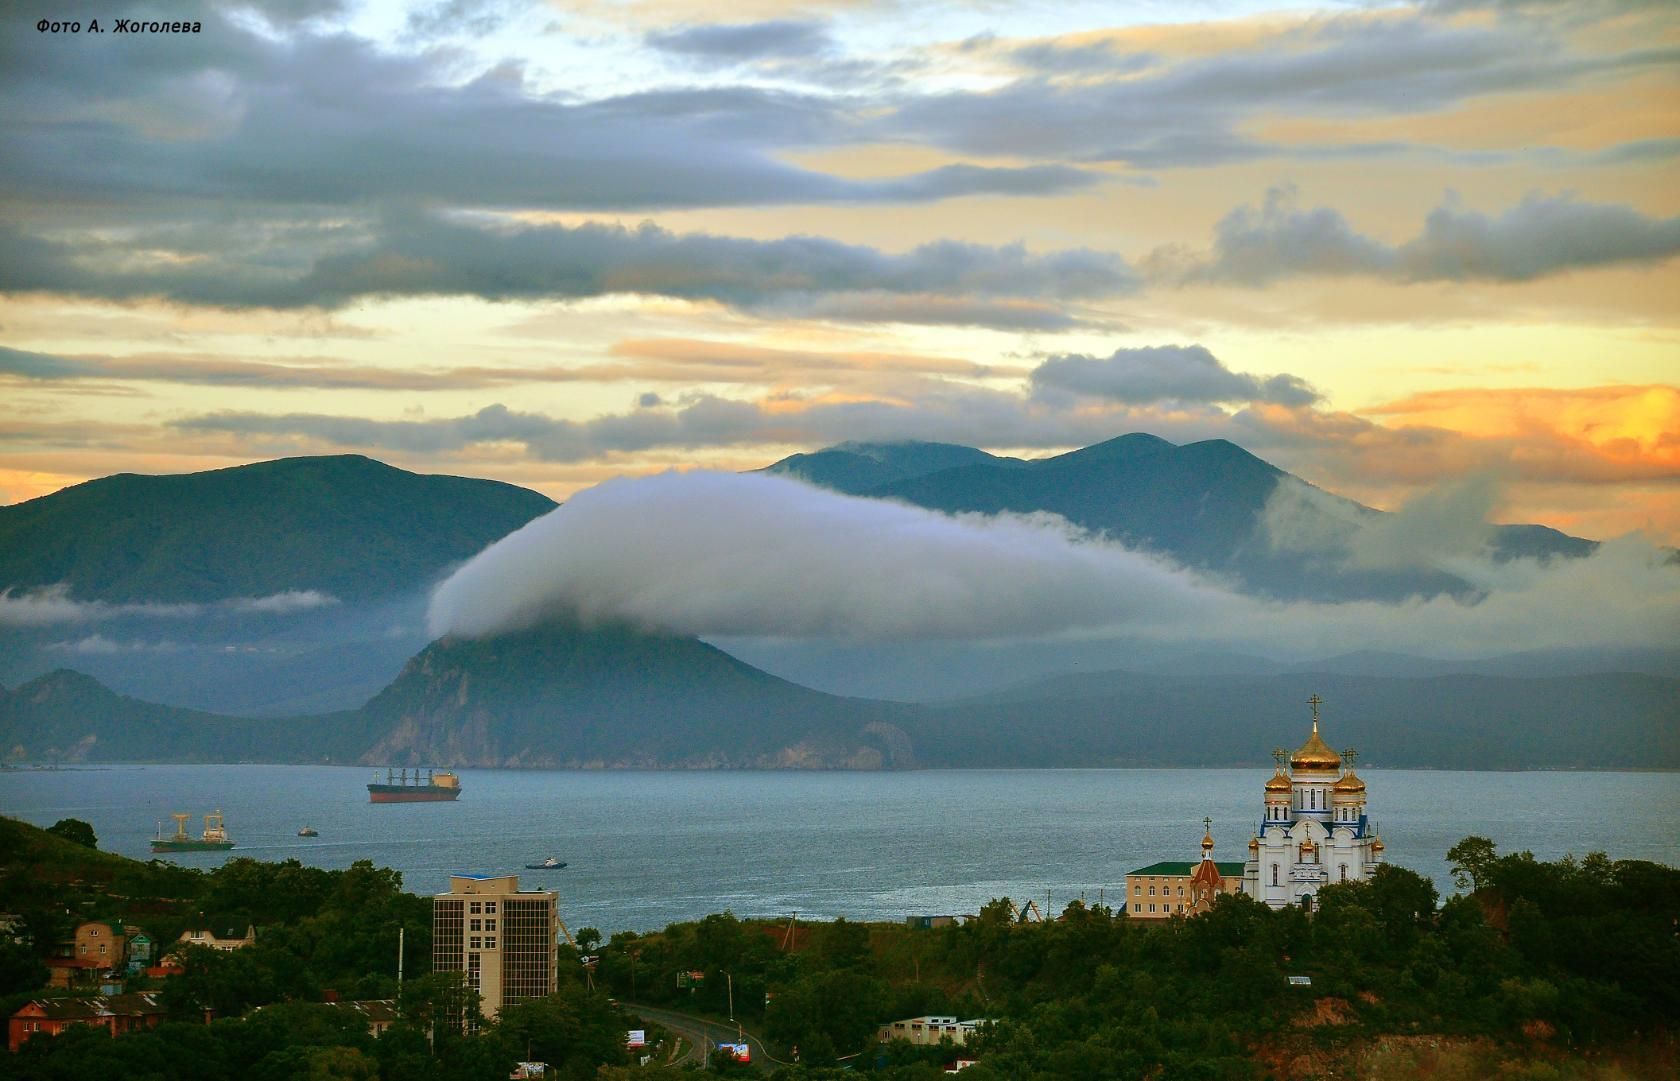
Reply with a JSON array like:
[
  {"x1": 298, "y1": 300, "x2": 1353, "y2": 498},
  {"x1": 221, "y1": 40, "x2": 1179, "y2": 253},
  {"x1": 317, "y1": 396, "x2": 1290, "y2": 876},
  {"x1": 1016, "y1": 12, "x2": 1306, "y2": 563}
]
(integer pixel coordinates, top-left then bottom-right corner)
[{"x1": 428, "y1": 468, "x2": 1679, "y2": 669}]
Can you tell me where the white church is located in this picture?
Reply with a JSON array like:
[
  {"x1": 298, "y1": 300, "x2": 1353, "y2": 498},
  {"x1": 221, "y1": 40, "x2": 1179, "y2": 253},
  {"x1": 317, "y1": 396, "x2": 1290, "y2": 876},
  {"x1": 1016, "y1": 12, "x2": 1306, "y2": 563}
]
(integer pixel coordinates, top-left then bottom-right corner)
[{"x1": 1242, "y1": 694, "x2": 1385, "y2": 910}]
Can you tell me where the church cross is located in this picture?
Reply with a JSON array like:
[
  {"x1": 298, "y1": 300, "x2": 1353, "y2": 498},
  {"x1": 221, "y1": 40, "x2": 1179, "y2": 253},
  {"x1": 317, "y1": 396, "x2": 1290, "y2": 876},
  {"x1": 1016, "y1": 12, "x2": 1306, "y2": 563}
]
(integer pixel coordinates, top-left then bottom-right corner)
[
  {"x1": 1307, "y1": 693, "x2": 1322, "y2": 731},
  {"x1": 1272, "y1": 747, "x2": 1288, "y2": 767},
  {"x1": 1203, "y1": 816, "x2": 1213, "y2": 833},
  {"x1": 1341, "y1": 748, "x2": 1359, "y2": 768}
]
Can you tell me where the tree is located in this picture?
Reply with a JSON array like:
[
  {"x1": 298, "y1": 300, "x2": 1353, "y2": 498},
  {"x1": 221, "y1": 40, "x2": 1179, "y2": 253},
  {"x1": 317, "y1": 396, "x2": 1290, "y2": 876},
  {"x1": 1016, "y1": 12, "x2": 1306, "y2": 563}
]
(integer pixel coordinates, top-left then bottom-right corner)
[
  {"x1": 1447, "y1": 836, "x2": 1498, "y2": 893},
  {"x1": 46, "y1": 818, "x2": 97, "y2": 849},
  {"x1": 0, "y1": 938, "x2": 49, "y2": 995}
]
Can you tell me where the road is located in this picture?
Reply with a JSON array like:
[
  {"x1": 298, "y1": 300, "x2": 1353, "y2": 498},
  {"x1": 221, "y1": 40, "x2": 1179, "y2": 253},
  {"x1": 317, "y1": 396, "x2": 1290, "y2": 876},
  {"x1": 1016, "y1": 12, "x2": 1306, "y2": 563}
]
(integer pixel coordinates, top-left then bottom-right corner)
[{"x1": 625, "y1": 1002, "x2": 790, "y2": 1073}]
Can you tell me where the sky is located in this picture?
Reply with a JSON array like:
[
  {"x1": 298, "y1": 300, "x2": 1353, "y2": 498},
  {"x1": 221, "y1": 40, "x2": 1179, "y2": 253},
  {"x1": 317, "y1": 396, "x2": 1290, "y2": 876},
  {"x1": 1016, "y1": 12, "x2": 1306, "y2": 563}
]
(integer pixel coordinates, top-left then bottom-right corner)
[{"x1": 2, "y1": 0, "x2": 1677, "y2": 543}]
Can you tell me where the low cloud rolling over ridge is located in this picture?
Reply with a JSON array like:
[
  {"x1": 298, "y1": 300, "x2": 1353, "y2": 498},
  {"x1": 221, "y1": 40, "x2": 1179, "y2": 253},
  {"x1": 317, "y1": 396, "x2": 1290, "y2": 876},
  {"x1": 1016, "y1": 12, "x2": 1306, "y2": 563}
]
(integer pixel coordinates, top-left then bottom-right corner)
[{"x1": 427, "y1": 472, "x2": 1680, "y2": 657}]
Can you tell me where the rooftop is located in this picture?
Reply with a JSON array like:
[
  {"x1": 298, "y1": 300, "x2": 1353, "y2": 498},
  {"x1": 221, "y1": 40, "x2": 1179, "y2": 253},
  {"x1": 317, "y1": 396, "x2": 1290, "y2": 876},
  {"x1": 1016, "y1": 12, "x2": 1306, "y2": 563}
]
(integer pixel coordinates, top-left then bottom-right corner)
[{"x1": 1127, "y1": 861, "x2": 1247, "y2": 877}]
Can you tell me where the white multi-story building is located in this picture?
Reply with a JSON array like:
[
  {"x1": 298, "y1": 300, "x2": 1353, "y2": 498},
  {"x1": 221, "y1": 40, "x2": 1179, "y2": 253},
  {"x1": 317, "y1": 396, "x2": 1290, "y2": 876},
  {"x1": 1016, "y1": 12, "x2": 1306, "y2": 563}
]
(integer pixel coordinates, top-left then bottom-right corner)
[{"x1": 1242, "y1": 696, "x2": 1385, "y2": 911}]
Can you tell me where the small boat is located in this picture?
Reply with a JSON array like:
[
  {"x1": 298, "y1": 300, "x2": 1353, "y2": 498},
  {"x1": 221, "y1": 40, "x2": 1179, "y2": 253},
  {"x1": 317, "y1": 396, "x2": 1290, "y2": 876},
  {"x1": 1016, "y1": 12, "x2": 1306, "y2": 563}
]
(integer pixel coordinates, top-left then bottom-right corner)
[
  {"x1": 297, "y1": 826, "x2": 319, "y2": 837},
  {"x1": 524, "y1": 857, "x2": 567, "y2": 870}
]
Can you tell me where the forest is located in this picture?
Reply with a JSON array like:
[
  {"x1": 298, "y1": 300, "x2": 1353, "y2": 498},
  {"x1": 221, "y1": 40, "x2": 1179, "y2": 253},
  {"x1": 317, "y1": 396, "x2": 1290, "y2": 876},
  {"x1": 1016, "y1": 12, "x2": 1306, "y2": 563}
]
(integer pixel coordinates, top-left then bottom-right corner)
[{"x1": 1, "y1": 815, "x2": 1674, "y2": 1080}]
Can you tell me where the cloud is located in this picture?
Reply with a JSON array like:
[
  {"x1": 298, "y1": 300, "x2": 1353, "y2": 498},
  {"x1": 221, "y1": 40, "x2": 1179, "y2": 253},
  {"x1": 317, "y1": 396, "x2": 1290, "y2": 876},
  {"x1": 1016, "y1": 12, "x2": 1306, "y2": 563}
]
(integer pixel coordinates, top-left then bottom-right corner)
[
  {"x1": 0, "y1": 345, "x2": 576, "y2": 391},
  {"x1": 0, "y1": 586, "x2": 199, "y2": 627},
  {"x1": 0, "y1": 585, "x2": 338, "y2": 626},
  {"x1": 1031, "y1": 345, "x2": 1320, "y2": 407},
  {"x1": 44, "y1": 634, "x2": 181, "y2": 655},
  {"x1": 1401, "y1": 193, "x2": 1680, "y2": 281},
  {"x1": 646, "y1": 19, "x2": 835, "y2": 62},
  {"x1": 424, "y1": 470, "x2": 1680, "y2": 655},
  {"x1": 428, "y1": 471, "x2": 1230, "y2": 639},
  {"x1": 0, "y1": 211, "x2": 1134, "y2": 320},
  {"x1": 227, "y1": 589, "x2": 339, "y2": 614},
  {"x1": 889, "y1": 16, "x2": 1680, "y2": 167},
  {"x1": 1149, "y1": 187, "x2": 1680, "y2": 286},
  {"x1": 0, "y1": 15, "x2": 1087, "y2": 219},
  {"x1": 1260, "y1": 473, "x2": 1502, "y2": 572},
  {"x1": 405, "y1": 0, "x2": 517, "y2": 37}
]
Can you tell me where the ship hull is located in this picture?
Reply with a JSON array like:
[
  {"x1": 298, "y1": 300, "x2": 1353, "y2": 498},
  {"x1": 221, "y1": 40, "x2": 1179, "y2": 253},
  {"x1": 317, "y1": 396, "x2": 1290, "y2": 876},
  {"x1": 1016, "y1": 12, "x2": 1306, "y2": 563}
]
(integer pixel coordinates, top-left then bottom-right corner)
[
  {"x1": 368, "y1": 785, "x2": 460, "y2": 803},
  {"x1": 151, "y1": 840, "x2": 236, "y2": 852}
]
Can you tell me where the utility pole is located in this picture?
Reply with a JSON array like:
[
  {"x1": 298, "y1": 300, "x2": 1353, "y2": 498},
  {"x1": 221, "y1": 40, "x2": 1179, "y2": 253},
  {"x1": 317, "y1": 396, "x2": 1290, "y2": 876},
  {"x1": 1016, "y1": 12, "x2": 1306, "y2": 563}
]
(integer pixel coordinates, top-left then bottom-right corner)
[
  {"x1": 727, "y1": 972, "x2": 734, "y2": 1021},
  {"x1": 397, "y1": 926, "x2": 405, "y2": 995}
]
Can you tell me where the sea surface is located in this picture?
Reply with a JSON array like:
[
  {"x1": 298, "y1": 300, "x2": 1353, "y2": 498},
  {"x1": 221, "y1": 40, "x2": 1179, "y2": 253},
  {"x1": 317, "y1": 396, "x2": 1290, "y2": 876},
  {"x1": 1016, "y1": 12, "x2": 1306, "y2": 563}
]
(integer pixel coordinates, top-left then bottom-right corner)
[{"x1": 2, "y1": 766, "x2": 1674, "y2": 936}]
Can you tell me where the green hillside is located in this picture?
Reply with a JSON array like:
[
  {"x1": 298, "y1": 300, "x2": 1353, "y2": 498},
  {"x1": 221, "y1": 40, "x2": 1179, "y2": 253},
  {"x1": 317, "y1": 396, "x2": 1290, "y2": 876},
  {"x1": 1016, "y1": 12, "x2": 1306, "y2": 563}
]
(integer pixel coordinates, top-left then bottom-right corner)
[
  {"x1": 359, "y1": 619, "x2": 918, "y2": 768},
  {"x1": 0, "y1": 669, "x2": 370, "y2": 764},
  {"x1": 0, "y1": 454, "x2": 556, "y2": 602}
]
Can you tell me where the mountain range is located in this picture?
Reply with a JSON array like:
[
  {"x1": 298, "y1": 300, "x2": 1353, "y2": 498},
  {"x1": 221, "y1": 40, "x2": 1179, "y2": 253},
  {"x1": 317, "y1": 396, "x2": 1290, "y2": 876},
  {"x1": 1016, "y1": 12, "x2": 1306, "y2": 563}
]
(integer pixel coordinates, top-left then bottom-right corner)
[
  {"x1": 0, "y1": 435, "x2": 1672, "y2": 771},
  {"x1": 766, "y1": 434, "x2": 1595, "y2": 602}
]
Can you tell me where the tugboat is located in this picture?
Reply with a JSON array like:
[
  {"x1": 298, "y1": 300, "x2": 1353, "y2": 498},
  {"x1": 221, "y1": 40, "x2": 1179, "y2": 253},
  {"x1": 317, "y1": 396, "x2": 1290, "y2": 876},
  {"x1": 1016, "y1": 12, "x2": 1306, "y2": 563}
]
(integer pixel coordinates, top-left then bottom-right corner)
[
  {"x1": 297, "y1": 826, "x2": 319, "y2": 837},
  {"x1": 367, "y1": 767, "x2": 462, "y2": 803},
  {"x1": 152, "y1": 811, "x2": 236, "y2": 852},
  {"x1": 524, "y1": 857, "x2": 567, "y2": 870}
]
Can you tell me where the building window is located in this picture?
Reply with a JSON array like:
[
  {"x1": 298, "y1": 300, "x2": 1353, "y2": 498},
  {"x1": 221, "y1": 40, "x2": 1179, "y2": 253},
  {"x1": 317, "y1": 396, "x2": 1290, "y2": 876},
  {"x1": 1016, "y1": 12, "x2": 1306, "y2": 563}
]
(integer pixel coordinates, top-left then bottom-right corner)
[
  {"x1": 1271, "y1": 864, "x2": 1279, "y2": 886},
  {"x1": 484, "y1": 919, "x2": 496, "y2": 932},
  {"x1": 470, "y1": 936, "x2": 482, "y2": 949},
  {"x1": 1148, "y1": 885, "x2": 1155, "y2": 896},
  {"x1": 484, "y1": 902, "x2": 496, "y2": 914},
  {"x1": 469, "y1": 902, "x2": 481, "y2": 915},
  {"x1": 1148, "y1": 904, "x2": 1155, "y2": 913},
  {"x1": 1176, "y1": 887, "x2": 1184, "y2": 897},
  {"x1": 1339, "y1": 863, "x2": 1348, "y2": 882},
  {"x1": 485, "y1": 937, "x2": 496, "y2": 950},
  {"x1": 1132, "y1": 903, "x2": 1140, "y2": 912},
  {"x1": 470, "y1": 919, "x2": 481, "y2": 931}
]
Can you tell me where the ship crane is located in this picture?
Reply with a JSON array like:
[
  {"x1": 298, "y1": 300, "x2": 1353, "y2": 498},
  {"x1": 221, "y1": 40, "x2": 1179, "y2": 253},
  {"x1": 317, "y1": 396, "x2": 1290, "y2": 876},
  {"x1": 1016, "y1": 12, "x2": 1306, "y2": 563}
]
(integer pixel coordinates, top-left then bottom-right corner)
[
  {"x1": 1008, "y1": 899, "x2": 1044, "y2": 923},
  {"x1": 557, "y1": 916, "x2": 597, "y2": 991}
]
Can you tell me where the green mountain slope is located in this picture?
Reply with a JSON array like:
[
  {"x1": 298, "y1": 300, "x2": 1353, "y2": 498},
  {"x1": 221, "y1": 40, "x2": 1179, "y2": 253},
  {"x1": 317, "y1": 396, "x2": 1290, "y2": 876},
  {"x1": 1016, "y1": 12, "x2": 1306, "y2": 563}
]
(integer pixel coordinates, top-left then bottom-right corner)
[
  {"x1": 0, "y1": 669, "x2": 367, "y2": 763},
  {"x1": 0, "y1": 454, "x2": 556, "y2": 602},
  {"x1": 358, "y1": 619, "x2": 918, "y2": 769},
  {"x1": 762, "y1": 439, "x2": 1022, "y2": 494}
]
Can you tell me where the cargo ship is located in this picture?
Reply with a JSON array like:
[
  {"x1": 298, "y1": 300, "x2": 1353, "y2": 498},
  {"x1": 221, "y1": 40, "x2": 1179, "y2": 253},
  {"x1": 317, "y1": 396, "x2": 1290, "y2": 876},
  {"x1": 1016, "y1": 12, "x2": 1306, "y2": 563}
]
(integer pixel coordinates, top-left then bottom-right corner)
[
  {"x1": 367, "y1": 767, "x2": 462, "y2": 803},
  {"x1": 152, "y1": 811, "x2": 236, "y2": 852}
]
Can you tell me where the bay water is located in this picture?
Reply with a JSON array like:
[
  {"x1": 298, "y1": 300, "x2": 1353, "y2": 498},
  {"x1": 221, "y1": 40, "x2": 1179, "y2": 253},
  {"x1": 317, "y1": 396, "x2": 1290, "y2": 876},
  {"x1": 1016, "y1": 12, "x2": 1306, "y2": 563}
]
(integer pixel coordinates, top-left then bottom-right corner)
[{"x1": 2, "y1": 766, "x2": 1674, "y2": 936}]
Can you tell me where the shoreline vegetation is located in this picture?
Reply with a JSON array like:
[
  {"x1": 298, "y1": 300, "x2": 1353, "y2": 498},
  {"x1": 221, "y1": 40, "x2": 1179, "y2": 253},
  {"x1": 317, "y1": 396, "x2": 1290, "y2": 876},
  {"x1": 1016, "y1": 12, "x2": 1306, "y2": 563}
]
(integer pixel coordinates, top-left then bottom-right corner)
[{"x1": 1, "y1": 815, "x2": 1674, "y2": 1079}]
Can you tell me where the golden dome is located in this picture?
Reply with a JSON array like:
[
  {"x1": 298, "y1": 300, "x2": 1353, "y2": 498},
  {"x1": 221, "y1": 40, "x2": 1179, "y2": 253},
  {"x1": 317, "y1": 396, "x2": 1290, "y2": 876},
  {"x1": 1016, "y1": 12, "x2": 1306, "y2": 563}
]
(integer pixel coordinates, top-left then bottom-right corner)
[
  {"x1": 1247, "y1": 836, "x2": 1259, "y2": 853},
  {"x1": 1300, "y1": 837, "x2": 1317, "y2": 853},
  {"x1": 1371, "y1": 837, "x2": 1385, "y2": 853},
  {"x1": 1265, "y1": 770, "x2": 1293, "y2": 794},
  {"x1": 1333, "y1": 770, "x2": 1366, "y2": 794},
  {"x1": 1291, "y1": 698, "x2": 1341, "y2": 771},
  {"x1": 1201, "y1": 831, "x2": 1215, "y2": 853}
]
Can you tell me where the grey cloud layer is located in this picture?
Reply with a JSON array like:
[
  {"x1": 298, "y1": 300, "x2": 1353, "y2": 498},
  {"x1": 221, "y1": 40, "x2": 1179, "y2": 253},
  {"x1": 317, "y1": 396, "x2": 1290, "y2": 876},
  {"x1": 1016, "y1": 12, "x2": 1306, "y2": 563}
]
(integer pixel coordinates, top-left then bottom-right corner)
[
  {"x1": 0, "y1": 212, "x2": 1133, "y2": 321},
  {"x1": 1149, "y1": 188, "x2": 1680, "y2": 286},
  {"x1": 646, "y1": 19, "x2": 835, "y2": 62},
  {"x1": 0, "y1": 8, "x2": 1086, "y2": 215},
  {"x1": 7, "y1": 183, "x2": 1668, "y2": 318},
  {"x1": 895, "y1": 16, "x2": 1679, "y2": 168},
  {"x1": 1, "y1": 3, "x2": 1674, "y2": 324},
  {"x1": 1031, "y1": 346, "x2": 1320, "y2": 407}
]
